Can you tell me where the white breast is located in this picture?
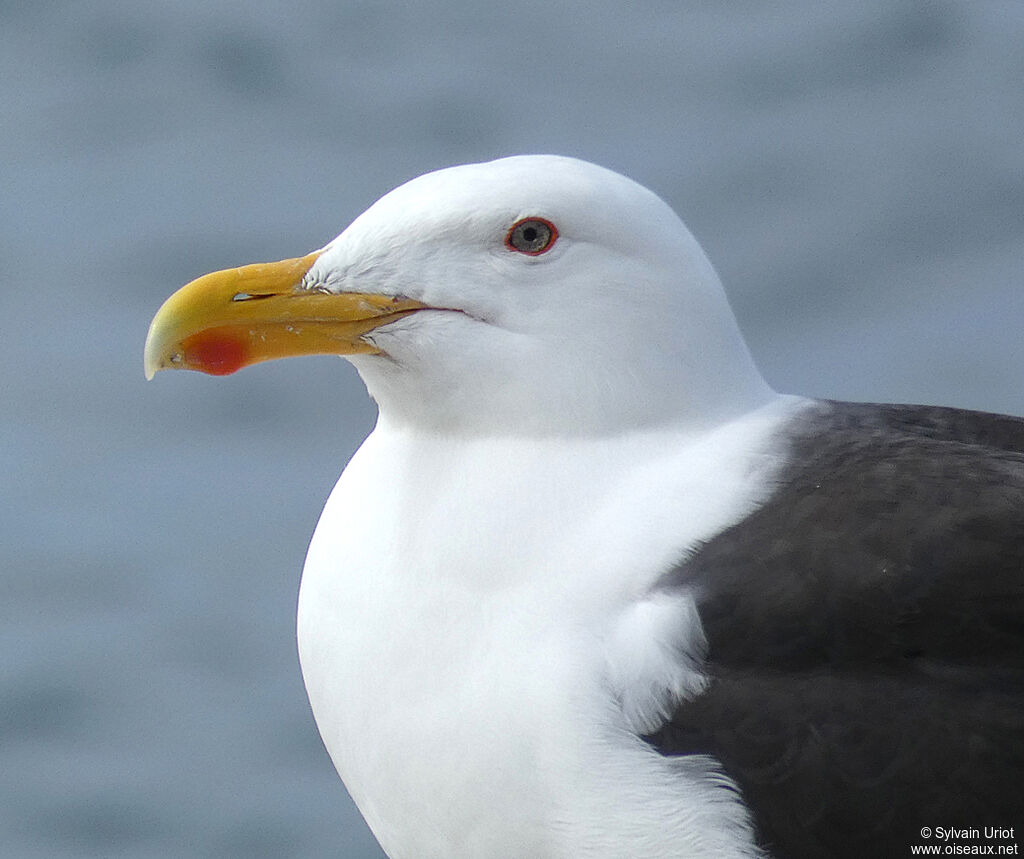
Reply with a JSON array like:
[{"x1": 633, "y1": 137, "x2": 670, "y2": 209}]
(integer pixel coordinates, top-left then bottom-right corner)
[{"x1": 296, "y1": 396, "x2": 804, "y2": 858}]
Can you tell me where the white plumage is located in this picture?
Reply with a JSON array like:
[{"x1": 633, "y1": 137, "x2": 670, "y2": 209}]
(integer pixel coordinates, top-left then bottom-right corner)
[{"x1": 293, "y1": 156, "x2": 793, "y2": 857}]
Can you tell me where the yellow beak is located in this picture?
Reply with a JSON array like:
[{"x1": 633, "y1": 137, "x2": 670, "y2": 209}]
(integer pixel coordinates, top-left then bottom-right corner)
[{"x1": 143, "y1": 251, "x2": 426, "y2": 379}]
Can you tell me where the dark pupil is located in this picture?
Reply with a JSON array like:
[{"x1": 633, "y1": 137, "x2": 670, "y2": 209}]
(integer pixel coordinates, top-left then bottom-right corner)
[{"x1": 510, "y1": 219, "x2": 552, "y2": 253}]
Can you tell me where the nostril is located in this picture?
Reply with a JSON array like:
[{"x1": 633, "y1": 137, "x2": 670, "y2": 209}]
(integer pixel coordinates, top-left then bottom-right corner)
[{"x1": 232, "y1": 292, "x2": 276, "y2": 302}]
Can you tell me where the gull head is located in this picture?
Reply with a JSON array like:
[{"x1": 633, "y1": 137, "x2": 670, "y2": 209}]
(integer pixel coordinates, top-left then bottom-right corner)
[{"x1": 145, "y1": 155, "x2": 770, "y2": 435}]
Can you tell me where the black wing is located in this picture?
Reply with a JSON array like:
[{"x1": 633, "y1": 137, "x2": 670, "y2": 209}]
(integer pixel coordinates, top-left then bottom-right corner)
[{"x1": 645, "y1": 401, "x2": 1024, "y2": 858}]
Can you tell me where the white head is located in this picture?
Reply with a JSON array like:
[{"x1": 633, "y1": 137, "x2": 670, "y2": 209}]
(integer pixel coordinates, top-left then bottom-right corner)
[
  {"x1": 316, "y1": 156, "x2": 770, "y2": 435},
  {"x1": 146, "y1": 156, "x2": 771, "y2": 436}
]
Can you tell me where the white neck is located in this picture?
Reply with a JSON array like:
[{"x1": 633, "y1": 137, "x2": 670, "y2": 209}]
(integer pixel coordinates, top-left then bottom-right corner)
[{"x1": 296, "y1": 395, "x2": 803, "y2": 857}]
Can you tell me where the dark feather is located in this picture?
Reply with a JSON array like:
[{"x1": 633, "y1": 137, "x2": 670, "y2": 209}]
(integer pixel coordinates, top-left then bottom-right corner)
[{"x1": 646, "y1": 401, "x2": 1024, "y2": 858}]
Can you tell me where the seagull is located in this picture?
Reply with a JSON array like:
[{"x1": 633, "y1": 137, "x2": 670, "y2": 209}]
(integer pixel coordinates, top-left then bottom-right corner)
[{"x1": 145, "y1": 155, "x2": 1024, "y2": 858}]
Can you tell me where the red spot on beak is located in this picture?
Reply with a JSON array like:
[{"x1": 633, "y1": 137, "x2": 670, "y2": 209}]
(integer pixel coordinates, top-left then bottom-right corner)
[{"x1": 181, "y1": 331, "x2": 248, "y2": 376}]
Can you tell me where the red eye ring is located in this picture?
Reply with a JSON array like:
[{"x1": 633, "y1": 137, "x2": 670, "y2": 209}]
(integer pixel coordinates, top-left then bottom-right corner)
[{"x1": 505, "y1": 217, "x2": 558, "y2": 255}]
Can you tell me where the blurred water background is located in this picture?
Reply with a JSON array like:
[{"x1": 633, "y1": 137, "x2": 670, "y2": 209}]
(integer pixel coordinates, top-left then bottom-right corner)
[{"x1": 2, "y1": 1, "x2": 1022, "y2": 856}]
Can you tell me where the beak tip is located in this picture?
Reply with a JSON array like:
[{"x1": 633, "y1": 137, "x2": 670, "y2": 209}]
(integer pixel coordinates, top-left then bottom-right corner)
[{"x1": 143, "y1": 333, "x2": 158, "y2": 381}]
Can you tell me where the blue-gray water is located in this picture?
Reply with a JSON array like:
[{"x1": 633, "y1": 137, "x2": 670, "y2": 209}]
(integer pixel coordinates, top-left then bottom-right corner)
[{"x1": 2, "y1": 2, "x2": 1022, "y2": 856}]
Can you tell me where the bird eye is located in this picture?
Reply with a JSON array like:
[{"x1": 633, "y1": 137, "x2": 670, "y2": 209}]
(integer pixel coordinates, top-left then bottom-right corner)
[{"x1": 505, "y1": 218, "x2": 558, "y2": 255}]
